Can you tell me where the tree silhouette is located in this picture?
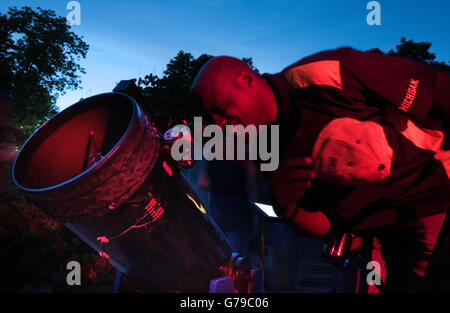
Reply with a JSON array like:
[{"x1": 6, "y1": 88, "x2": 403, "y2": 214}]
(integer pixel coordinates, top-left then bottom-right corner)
[
  {"x1": 136, "y1": 51, "x2": 258, "y2": 123},
  {"x1": 0, "y1": 6, "x2": 89, "y2": 134},
  {"x1": 368, "y1": 37, "x2": 450, "y2": 73}
]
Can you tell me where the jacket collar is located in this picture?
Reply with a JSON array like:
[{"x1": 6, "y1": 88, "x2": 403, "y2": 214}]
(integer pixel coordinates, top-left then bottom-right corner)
[{"x1": 263, "y1": 73, "x2": 292, "y2": 126}]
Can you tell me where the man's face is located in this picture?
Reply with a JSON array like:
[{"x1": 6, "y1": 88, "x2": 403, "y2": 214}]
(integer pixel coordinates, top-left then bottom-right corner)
[
  {"x1": 201, "y1": 72, "x2": 273, "y2": 129},
  {"x1": 192, "y1": 56, "x2": 277, "y2": 134}
]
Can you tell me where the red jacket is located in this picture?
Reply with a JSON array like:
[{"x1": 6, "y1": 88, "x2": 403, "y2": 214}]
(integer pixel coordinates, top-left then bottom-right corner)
[{"x1": 264, "y1": 47, "x2": 449, "y2": 232}]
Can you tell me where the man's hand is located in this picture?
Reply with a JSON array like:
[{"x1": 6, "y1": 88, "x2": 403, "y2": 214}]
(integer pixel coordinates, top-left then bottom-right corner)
[{"x1": 270, "y1": 156, "x2": 315, "y2": 218}]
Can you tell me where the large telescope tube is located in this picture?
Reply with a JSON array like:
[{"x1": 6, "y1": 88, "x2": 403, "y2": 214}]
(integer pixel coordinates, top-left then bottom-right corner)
[{"x1": 12, "y1": 92, "x2": 233, "y2": 292}]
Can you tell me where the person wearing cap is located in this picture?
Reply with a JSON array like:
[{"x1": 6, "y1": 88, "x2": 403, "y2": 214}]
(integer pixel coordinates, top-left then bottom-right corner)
[{"x1": 191, "y1": 47, "x2": 450, "y2": 292}]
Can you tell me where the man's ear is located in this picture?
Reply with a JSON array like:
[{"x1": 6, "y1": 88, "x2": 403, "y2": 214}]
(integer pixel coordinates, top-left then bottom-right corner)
[{"x1": 237, "y1": 71, "x2": 253, "y2": 87}]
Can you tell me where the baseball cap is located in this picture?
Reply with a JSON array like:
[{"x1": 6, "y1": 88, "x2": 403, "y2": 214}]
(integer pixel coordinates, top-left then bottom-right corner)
[{"x1": 312, "y1": 118, "x2": 393, "y2": 186}]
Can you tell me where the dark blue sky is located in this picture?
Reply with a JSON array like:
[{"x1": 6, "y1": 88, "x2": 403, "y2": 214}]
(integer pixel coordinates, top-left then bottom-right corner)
[{"x1": 2, "y1": 0, "x2": 450, "y2": 110}]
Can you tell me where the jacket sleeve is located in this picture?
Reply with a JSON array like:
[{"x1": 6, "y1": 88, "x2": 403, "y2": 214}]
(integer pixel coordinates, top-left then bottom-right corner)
[
  {"x1": 283, "y1": 47, "x2": 448, "y2": 122},
  {"x1": 341, "y1": 48, "x2": 444, "y2": 121}
]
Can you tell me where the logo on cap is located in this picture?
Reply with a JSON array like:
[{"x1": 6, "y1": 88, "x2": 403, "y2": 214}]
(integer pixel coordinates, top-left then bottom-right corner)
[{"x1": 312, "y1": 118, "x2": 393, "y2": 186}]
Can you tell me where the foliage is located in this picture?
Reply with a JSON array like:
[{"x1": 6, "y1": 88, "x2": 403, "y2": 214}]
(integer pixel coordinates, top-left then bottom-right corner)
[
  {"x1": 0, "y1": 6, "x2": 89, "y2": 134},
  {"x1": 0, "y1": 183, "x2": 115, "y2": 292},
  {"x1": 136, "y1": 51, "x2": 258, "y2": 122},
  {"x1": 368, "y1": 37, "x2": 450, "y2": 73}
]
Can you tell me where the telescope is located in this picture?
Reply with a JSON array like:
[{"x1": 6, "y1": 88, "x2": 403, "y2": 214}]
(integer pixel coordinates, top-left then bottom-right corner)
[{"x1": 11, "y1": 80, "x2": 261, "y2": 293}]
